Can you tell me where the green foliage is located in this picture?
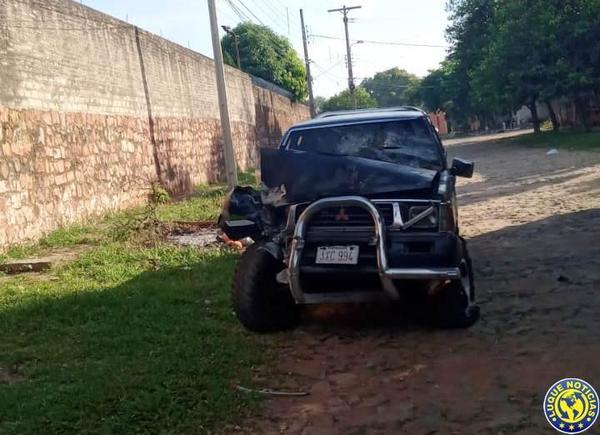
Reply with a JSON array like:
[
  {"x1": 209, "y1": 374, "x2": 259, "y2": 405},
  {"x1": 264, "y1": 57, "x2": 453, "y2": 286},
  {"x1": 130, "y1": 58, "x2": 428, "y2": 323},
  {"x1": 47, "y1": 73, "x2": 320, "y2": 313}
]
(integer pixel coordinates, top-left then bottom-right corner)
[
  {"x1": 361, "y1": 68, "x2": 421, "y2": 107},
  {"x1": 157, "y1": 170, "x2": 257, "y2": 222},
  {"x1": 419, "y1": 60, "x2": 458, "y2": 112},
  {"x1": 148, "y1": 183, "x2": 170, "y2": 206},
  {"x1": 313, "y1": 96, "x2": 327, "y2": 114},
  {"x1": 221, "y1": 22, "x2": 307, "y2": 100},
  {"x1": 422, "y1": 0, "x2": 600, "y2": 131},
  {"x1": 321, "y1": 87, "x2": 377, "y2": 112}
]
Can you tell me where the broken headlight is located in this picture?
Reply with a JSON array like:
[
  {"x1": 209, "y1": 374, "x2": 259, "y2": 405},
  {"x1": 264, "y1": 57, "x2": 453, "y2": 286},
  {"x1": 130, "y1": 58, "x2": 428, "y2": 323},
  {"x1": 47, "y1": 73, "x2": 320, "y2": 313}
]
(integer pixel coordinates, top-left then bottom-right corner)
[
  {"x1": 407, "y1": 205, "x2": 438, "y2": 229},
  {"x1": 438, "y1": 201, "x2": 457, "y2": 232}
]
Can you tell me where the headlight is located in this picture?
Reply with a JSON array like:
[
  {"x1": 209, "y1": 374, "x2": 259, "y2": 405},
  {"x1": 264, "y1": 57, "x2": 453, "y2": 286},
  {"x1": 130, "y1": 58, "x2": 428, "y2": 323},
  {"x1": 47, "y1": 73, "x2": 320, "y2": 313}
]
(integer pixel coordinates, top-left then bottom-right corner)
[
  {"x1": 408, "y1": 205, "x2": 438, "y2": 229},
  {"x1": 438, "y1": 201, "x2": 457, "y2": 232}
]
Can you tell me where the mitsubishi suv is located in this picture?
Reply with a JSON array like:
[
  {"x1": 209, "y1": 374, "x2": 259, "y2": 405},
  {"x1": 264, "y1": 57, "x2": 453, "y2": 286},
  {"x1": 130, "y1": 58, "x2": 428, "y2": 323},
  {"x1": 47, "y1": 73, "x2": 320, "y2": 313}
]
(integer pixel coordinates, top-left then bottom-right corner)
[{"x1": 219, "y1": 107, "x2": 479, "y2": 332}]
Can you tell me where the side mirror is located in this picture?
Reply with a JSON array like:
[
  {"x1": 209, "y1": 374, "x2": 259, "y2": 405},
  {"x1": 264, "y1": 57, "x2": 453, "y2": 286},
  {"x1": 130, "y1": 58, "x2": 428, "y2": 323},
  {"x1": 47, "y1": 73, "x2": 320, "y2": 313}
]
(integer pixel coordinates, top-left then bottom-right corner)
[{"x1": 450, "y1": 158, "x2": 474, "y2": 178}]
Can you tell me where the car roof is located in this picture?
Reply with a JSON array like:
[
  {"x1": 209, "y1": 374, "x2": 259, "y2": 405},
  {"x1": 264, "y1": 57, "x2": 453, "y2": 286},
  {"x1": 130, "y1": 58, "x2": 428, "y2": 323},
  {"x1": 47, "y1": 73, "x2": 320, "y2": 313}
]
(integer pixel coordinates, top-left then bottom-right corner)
[{"x1": 290, "y1": 106, "x2": 428, "y2": 129}]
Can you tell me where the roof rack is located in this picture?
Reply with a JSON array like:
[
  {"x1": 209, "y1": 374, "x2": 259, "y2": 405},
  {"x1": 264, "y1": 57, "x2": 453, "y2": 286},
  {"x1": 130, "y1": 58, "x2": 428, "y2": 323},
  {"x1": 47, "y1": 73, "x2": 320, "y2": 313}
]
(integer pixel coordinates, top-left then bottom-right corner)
[{"x1": 316, "y1": 106, "x2": 427, "y2": 119}]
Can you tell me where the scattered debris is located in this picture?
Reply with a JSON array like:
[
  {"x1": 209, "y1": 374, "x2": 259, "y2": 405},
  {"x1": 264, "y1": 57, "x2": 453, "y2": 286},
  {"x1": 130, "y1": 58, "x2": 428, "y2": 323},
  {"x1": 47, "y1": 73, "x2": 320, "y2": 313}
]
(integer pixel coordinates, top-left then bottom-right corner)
[
  {"x1": 546, "y1": 148, "x2": 559, "y2": 155},
  {"x1": 235, "y1": 385, "x2": 309, "y2": 397},
  {"x1": 217, "y1": 232, "x2": 253, "y2": 251},
  {"x1": 165, "y1": 221, "x2": 253, "y2": 251},
  {"x1": 167, "y1": 227, "x2": 219, "y2": 248}
]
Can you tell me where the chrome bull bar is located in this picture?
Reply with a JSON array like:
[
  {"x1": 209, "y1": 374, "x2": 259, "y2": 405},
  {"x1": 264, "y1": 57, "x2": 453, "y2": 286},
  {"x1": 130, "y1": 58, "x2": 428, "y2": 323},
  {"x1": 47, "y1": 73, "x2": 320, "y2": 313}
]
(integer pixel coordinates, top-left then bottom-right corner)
[{"x1": 288, "y1": 196, "x2": 461, "y2": 304}]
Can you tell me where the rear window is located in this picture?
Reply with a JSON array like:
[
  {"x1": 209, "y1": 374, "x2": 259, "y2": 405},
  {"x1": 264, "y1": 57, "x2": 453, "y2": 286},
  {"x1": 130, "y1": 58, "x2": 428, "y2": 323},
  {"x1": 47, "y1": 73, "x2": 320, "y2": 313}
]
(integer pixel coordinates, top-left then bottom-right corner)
[{"x1": 284, "y1": 118, "x2": 443, "y2": 170}]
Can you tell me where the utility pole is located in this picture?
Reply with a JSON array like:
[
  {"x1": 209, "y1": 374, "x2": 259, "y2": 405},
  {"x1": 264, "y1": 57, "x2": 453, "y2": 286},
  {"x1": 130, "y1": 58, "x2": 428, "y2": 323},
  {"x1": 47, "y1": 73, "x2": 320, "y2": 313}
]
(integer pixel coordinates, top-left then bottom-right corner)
[
  {"x1": 328, "y1": 5, "x2": 361, "y2": 109},
  {"x1": 208, "y1": 0, "x2": 238, "y2": 188},
  {"x1": 300, "y1": 9, "x2": 316, "y2": 118}
]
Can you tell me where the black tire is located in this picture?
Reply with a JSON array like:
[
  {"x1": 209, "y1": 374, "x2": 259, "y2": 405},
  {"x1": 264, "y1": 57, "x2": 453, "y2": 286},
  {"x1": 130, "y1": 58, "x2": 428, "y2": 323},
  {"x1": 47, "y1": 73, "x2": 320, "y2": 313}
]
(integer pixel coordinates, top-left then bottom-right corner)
[
  {"x1": 232, "y1": 242, "x2": 300, "y2": 332},
  {"x1": 429, "y1": 243, "x2": 479, "y2": 329}
]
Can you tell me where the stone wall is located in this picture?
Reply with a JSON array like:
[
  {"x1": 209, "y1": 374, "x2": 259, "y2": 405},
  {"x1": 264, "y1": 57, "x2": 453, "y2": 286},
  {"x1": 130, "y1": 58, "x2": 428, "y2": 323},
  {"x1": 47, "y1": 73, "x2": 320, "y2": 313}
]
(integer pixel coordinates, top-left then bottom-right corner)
[{"x1": 0, "y1": 0, "x2": 310, "y2": 248}]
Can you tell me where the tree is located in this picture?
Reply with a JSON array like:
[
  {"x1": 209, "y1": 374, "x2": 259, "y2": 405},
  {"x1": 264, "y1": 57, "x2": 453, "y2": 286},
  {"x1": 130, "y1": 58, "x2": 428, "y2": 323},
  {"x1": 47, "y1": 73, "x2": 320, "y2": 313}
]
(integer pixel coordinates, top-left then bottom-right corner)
[
  {"x1": 313, "y1": 96, "x2": 327, "y2": 114},
  {"x1": 321, "y1": 87, "x2": 377, "y2": 112},
  {"x1": 445, "y1": 0, "x2": 500, "y2": 129},
  {"x1": 468, "y1": 0, "x2": 565, "y2": 132},
  {"x1": 445, "y1": 0, "x2": 600, "y2": 132},
  {"x1": 221, "y1": 22, "x2": 307, "y2": 100},
  {"x1": 554, "y1": 0, "x2": 600, "y2": 131},
  {"x1": 360, "y1": 68, "x2": 421, "y2": 107}
]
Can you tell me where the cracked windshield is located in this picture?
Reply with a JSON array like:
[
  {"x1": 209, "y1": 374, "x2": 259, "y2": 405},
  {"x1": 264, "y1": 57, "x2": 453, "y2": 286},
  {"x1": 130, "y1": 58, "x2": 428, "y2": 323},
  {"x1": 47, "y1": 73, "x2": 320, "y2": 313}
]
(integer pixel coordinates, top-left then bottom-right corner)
[{"x1": 286, "y1": 119, "x2": 444, "y2": 170}]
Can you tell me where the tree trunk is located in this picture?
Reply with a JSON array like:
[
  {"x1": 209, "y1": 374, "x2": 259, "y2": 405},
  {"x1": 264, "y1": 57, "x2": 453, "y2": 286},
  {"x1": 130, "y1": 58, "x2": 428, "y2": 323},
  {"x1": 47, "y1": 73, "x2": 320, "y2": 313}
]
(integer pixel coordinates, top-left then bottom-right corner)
[
  {"x1": 545, "y1": 100, "x2": 560, "y2": 131},
  {"x1": 575, "y1": 96, "x2": 592, "y2": 132},
  {"x1": 530, "y1": 101, "x2": 541, "y2": 133}
]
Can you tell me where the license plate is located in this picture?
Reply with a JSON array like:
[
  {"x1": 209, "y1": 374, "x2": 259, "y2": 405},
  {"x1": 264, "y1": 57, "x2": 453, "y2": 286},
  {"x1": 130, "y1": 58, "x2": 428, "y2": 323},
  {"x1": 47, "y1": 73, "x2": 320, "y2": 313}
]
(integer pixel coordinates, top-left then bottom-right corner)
[{"x1": 315, "y1": 245, "x2": 359, "y2": 265}]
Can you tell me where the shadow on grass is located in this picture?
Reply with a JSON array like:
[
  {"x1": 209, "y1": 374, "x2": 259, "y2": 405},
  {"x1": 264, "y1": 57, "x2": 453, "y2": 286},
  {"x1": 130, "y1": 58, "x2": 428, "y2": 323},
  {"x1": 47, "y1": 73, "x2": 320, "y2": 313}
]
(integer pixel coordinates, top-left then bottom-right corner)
[{"x1": 0, "y1": 248, "x2": 262, "y2": 435}]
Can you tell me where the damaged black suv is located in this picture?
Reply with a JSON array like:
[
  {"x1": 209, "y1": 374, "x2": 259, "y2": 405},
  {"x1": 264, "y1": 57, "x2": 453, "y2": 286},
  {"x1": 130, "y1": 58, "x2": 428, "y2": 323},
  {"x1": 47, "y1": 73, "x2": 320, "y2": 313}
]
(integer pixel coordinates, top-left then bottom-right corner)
[{"x1": 220, "y1": 107, "x2": 479, "y2": 332}]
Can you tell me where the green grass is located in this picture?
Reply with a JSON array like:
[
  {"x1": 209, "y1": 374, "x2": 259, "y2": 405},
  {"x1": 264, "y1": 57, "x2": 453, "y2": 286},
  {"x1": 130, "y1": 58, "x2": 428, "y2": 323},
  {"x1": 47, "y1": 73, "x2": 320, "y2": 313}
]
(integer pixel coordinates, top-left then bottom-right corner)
[
  {"x1": 0, "y1": 175, "x2": 266, "y2": 434},
  {"x1": 0, "y1": 171, "x2": 259, "y2": 263},
  {"x1": 157, "y1": 171, "x2": 259, "y2": 222},
  {"x1": 504, "y1": 129, "x2": 600, "y2": 151}
]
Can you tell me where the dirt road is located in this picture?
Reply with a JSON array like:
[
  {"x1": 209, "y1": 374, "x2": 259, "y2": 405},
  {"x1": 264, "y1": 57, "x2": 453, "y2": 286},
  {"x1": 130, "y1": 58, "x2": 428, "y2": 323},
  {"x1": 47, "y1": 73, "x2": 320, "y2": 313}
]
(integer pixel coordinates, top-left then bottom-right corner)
[{"x1": 234, "y1": 137, "x2": 600, "y2": 435}]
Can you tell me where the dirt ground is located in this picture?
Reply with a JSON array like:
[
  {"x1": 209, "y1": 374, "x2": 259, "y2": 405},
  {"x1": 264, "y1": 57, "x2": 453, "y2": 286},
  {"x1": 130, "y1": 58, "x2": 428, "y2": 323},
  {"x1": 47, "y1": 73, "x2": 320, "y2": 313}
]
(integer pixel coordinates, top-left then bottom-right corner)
[{"x1": 234, "y1": 135, "x2": 600, "y2": 435}]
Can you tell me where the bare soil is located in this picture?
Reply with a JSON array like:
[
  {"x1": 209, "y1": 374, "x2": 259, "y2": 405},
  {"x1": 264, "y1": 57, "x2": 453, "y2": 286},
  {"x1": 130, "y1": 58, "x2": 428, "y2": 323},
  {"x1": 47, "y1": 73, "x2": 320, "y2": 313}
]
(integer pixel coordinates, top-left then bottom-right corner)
[{"x1": 232, "y1": 136, "x2": 600, "y2": 435}]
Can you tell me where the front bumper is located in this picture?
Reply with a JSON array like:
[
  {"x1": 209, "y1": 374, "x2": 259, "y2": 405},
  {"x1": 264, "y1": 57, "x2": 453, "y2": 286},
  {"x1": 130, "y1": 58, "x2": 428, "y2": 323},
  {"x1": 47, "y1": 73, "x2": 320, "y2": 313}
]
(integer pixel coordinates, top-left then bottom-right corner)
[{"x1": 288, "y1": 196, "x2": 464, "y2": 304}]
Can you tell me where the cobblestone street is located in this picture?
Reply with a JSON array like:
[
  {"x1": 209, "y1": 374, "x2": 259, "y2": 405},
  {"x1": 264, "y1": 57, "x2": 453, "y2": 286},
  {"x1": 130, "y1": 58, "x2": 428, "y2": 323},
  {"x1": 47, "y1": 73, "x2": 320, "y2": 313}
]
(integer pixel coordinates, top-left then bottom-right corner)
[{"x1": 237, "y1": 136, "x2": 600, "y2": 434}]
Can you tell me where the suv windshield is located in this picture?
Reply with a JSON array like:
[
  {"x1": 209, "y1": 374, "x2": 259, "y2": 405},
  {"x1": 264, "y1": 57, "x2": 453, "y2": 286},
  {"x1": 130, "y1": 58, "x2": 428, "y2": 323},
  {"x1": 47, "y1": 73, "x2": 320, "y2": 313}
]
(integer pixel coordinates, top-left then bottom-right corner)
[{"x1": 285, "y1": 118, "x2": 443, "y2": 170}]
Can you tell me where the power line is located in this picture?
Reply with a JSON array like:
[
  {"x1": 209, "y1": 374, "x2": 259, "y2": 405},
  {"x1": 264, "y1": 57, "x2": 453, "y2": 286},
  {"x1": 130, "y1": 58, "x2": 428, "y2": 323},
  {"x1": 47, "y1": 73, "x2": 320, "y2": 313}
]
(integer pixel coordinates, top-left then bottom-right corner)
[
  {"x1": 311, "y1": 34, "x2": 448, "y2": 48},
  {"x1": 261, "y1": 0, "x2": 301, "y2": 31},
  {"x1": 312, "y1": 61, "x2": 346, "y2": 80},
  {"x1": 247, "y1": 0, "x2": 289, "y2": 35},
  {"x1": 219, "y1": 1, "x2": 304, "y2": 65},
  {"x1": 237, "y1": 0, "x2": 266, "y2": 26},
  {"x1": 313, "y1": 58, "x2": 345, "y2": 78},
  {"x1": 216, "y1": 3, "x2": 239, "y2": 24},
  {"x1": 225, "y1": 0, "x2": 251, "y2": 22}
]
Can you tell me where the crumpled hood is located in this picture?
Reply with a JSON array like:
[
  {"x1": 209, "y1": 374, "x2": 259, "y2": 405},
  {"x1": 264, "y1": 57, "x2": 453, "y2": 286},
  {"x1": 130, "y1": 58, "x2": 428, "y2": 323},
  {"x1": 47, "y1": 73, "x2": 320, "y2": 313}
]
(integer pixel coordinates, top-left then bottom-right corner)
[{"x1": 260, "y1": 148, "x2": 439, "y2": 204}]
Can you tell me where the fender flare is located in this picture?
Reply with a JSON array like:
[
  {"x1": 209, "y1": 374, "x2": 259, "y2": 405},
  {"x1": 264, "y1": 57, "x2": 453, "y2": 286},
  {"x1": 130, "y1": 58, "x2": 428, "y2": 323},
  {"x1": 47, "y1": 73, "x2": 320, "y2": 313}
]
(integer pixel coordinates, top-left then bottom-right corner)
[{"x1": 256, "y1": 241, "x2": 284, "y2": 261}]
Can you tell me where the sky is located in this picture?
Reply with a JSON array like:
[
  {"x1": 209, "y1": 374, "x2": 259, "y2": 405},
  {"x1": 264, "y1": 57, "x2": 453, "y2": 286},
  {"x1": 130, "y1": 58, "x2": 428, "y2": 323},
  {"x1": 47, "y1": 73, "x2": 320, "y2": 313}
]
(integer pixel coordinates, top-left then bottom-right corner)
[{"x1": 83, "y1": 0, "x2": 451, "y2": 98}]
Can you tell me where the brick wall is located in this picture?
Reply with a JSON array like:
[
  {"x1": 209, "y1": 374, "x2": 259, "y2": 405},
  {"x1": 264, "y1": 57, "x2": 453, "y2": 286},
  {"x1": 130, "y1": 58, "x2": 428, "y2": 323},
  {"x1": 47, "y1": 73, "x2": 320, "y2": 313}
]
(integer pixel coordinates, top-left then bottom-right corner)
[{"x1": 0, "y1": 0, "x2": 310, "y2": 248}]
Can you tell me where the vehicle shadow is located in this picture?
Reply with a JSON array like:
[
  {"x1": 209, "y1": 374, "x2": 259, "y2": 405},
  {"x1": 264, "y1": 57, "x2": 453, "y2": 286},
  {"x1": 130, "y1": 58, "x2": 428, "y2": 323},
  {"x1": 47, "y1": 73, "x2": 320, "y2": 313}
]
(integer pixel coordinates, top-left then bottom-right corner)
[
  {"x1": 298, "y1": 208, "x2": 600, "y2": 335},
  {"x1": 0, "y1": 249, "x2": 258, "y2": 434}
]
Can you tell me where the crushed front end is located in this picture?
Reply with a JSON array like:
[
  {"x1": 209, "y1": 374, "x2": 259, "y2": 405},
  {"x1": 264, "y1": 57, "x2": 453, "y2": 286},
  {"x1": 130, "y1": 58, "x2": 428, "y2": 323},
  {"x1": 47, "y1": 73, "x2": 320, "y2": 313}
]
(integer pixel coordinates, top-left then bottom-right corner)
[{"x1": 220, "y1": 110, "x2": 479, "y2": 332}]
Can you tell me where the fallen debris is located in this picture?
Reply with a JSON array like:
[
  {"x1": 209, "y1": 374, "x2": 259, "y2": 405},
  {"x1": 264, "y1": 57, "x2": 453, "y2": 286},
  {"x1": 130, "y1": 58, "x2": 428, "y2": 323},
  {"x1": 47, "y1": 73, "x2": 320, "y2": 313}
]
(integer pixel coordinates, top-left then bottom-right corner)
[
  {"x1": 0, "y1": 246, "x2": 90, "y2": 276},
  {"x1": 217, "y1": 232, "x2": 253, "y2": 252},
  {"x1": 167, "y1": 227, "x2": 218, "y2": 248},
  {"x1": 165, "y1": 221, "x2": 253, "y2": 251},
  {"x1": 0, "y1": 259, "x2": 52, "y2": 274},
  {"x1": 235, "y1": 385, "x2": 309, "y2": 397}
]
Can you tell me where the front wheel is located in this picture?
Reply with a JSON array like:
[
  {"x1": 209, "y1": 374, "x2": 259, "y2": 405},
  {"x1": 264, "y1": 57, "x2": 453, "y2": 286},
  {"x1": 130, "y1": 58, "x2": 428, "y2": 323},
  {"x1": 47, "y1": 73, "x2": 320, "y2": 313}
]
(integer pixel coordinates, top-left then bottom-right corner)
[
  {"x1": 429, "y1": 245, "x2": 479, "y2": 328},
  {"x1": 232, "y1": 243, "x2": 300, "y2": 332}
]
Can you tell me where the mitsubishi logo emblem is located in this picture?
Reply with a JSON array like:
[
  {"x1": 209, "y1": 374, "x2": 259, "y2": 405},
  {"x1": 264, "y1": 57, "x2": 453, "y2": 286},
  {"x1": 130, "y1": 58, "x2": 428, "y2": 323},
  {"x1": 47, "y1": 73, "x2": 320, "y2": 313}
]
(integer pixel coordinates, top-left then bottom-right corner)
[{"x1": 335, "y1": 207, "x2": 349, "y2": 221}]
